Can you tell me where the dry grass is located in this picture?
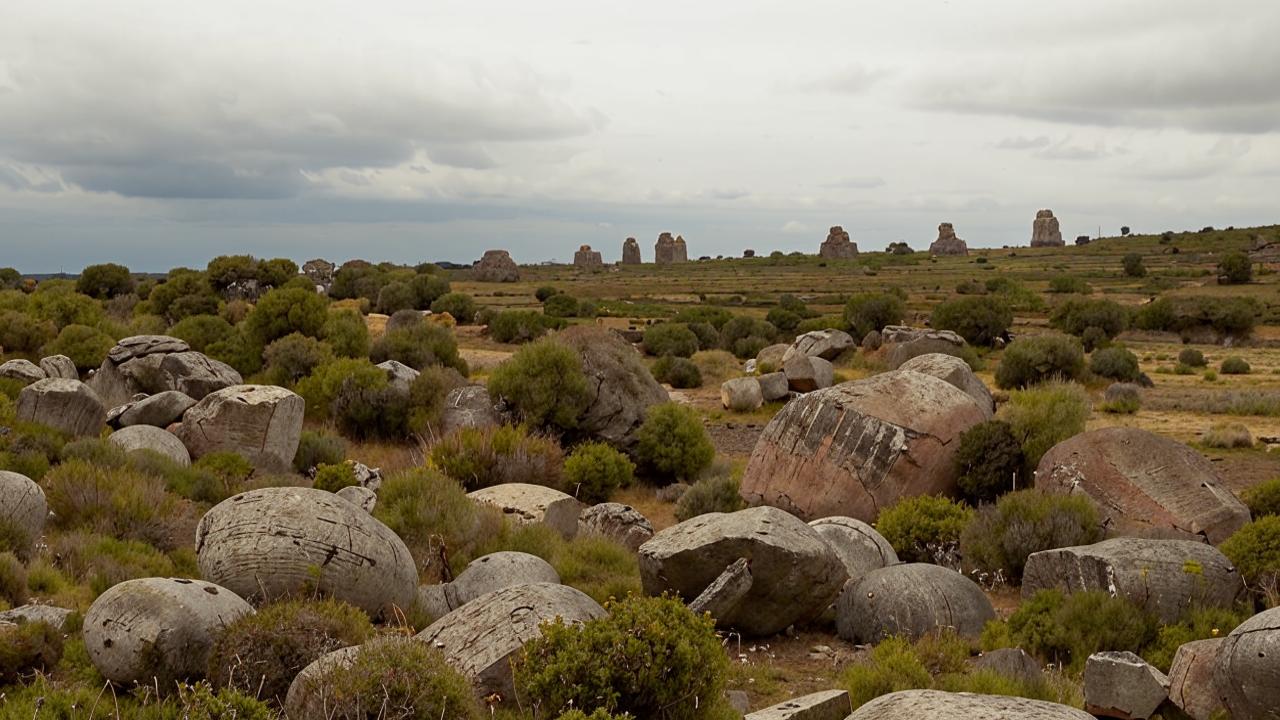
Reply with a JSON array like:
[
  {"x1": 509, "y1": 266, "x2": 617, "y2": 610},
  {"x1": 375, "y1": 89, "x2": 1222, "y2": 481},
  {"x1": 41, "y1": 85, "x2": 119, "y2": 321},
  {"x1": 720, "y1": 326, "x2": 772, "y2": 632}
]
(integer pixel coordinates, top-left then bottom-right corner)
[{"x1": 1202, "y1": 422, "x2": 1254, "y2": 449}]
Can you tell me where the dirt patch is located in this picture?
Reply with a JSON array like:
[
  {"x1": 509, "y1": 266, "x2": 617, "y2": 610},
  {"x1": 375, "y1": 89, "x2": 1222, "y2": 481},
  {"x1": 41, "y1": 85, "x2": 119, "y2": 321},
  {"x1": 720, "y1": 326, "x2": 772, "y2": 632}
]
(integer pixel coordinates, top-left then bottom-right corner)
[{"x1": 708, "y1": 422, "x2": 764, "y2": 459}]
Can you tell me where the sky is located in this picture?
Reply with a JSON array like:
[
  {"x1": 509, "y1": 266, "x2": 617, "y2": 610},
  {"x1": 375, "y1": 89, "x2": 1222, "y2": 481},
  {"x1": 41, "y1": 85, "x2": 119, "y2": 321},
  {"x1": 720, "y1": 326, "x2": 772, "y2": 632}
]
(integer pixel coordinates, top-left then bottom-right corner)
[{"x1": 2, "y1": 0, "x2": 1279, "y2": 272}]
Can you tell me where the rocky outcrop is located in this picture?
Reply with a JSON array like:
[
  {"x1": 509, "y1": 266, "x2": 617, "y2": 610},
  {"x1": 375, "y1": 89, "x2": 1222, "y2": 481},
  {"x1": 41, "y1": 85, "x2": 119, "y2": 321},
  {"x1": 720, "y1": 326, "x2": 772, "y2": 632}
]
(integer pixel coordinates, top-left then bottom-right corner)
[
  {"x1": 880, "y1": 326, "x2": 969, "y2": 369},
  {"x1": 335, "y1": 485, "x2": 376, "y2": 512},
  {"x1": 573, "y1": 244, "x2": 603, "y2": 271},
  {"x1": 175, "y1": 384, "x2": 304, "y2": 473},
  {"x1": 850, "y1": 690, "x2": 1092, "y2": 719},
  {"x1": 622, "y1": 237, "x2": 642, "y2": 264},
  {"x1": 929, "y1": 223, "x2": 969, "y2": 256},
  {"x1": 39, "y1": 355, "x2": 78, "y2": 380},
  {"x1": 722, "y1": 377, "x2": 764, "y2": 411},
  {"x1": 836, "y1": 563, "x2": 995, "y2": 643},
  {"x1": 415, "y1": 582, "x2": 605, "y2": 702},
  {"x1": 196, "y1": 487, "x2": 418, "y2": 617},
  {"x1": 556, "y1": 326, "x2": 669, "y2": 449},
  {"x1": 82, "y1": 577, "x2": 252, "y2": 686},
  {"x1": 819, "y1": 226, "x2": 858, "y2": 259},
  {"x1": 0, "y1": 359, "x2": 45, "y2": 384},
  {"x1": 16, "y1": 378, "x2": 105, "y2": 437},
  {"x1": 419, "y1": 551, "x2": 562, "y2": 619},
  {"x1": 897, "y1": 353, "x2": 993, "y2": 417},
  {"x1": 375, "y1": 359, "x2": 419, "y2": 394},
  {"x1": 785, "y1": 329, "x2": 855, "y2": 362},
  {"x1": 0, "y1": 603, "x2": 74, "y2": 629},
  {"x1": 1168, "y1": 638, "x2": 1224, "y2": 720},
  {"x1": 1021, "y1": 538, "x2": 1244, "y2": 623},
  {"x1": 1031, "y1": 209, "x2": 1065, "y2": 247},
  {"x1": 467, "y1": 483, "x2": 583, "y2": 538},
  {"x1": 1214, "y1": 606, "x2": 1280, "y2": 719},
  {"x1": 744, "y1": 690, "x2": 851, "y2": 720},
  {"x1": 638, "y1": 506, "x2": 847, "y2": 635},
  {"x1": 1083, "y1": 651, "x2": 1170, "y2": 719},
  {"x1": 577, "y1": 502, "x2": 654, "y2": 551},
  {"x1": 473, "y1": 249, "x2": 520, "y2": 282},
  {"x1": 440, "y1": 385, "x2": 503, "y2": 436},
  {"x1": 783, "y1": 354, "x2": 833, "y2": 393},
  {"x1": 0, "y1": 471, "x2": 46, "y2": 557},
  {"x1": 973, "y1": 648, "x2": 1043, "y2": 685},
  {"x1": 117, "y1": 390, "x2": 196, "y2": 428},
  {"x1": 808, "y1": 517, "x2": 898, "y2": 583},
  {"x1": 655, "y1": 232, "x2": 688, "y2": 264},
  {"x1": 756, "y1": 343, "x2": 790, "y2": 370},
  {"x1": 160, "y1": 352, "x2": 243, "y2": 400},
  {"x1": 758, "y1": 372, "x2": 790, "y2": 402},
  {"x1": 108, "y1": 425, "x2": 191, "y2": 467},
  {"x1": 89, "y1": 335, "x2": 241, "y2": 408},
  {"x1": 302, "y1": 258, "x2": 335, "y2": 290},
  {"x1": 1034, "y1": 427, "x2": 1250, "y2": 543},
  {"x1": 741, "y1": 370, "x2": 987, "y2": 522}
]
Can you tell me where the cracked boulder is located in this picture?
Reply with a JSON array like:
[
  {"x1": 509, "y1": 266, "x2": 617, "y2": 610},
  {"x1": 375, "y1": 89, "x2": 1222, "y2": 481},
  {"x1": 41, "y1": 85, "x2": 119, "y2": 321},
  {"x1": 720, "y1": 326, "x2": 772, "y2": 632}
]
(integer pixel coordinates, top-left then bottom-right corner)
[
  {"x1": 850, "y1": 689, "x2": 1092, "y2": 719},
  {"x1": 879, "y1": 326, "x2": 968, "y2": 369},
  {"x1": 1034, "y1": 427, "x2": 1250, "y2": 543},
  {"x1": 578, "y1": 502, "x2": 654, "y2": 551},
  {"x1": 783, "y1": 353, "x2": 833, "y2": 393},
  {"x1": 808, "y1": 516, "x2": 898, "y2": 583},
  {"x1": 89, "y1": 335, "x2": 241, "y2": 408},
  {"x1": 836, "y1": 563, "x2": 995, "y2": 643},
  {"x1": 16, "y1": 378, "x2": 106, "y2": 437},
  {"x1": 467, "y1": 483, "x2": 583, "y2": 538},
  {"x1": 415, "y1": 582, "x2": 605, "y2": 702},
  {"x1": 1168, "y1": 638, "x2": 1224, "y2": 720},
  {"x1": 195, "y1": 487, "x2": 417, "y2": 618},
  {"x1": 39, "y1": 355, "x2": 78, "y2": 380},
  {"x1": 741, "y1": 370, "x2": 988, "y2": 522},
  {"x1": 285, "y1": 643, "x2": 362, "y2": 719},
  {"x1": 419, "y1": 551, "x2": 561, "y2": 619},
  {"x1": 1021, "y1": 537, "x2": 1244, "y2": 623},
  {"x1": 0, "y1": 470, "x2": 46, "y2": 558},
  {"x1": 784, "y1": 329, "x2": 855, "y2": 362},
  {"x1": 897, "y1": 353, "x2": 993, "y2": 417},
  {"x1": 1214, "y1": 606, "x2": 1280, "y2": 719},
  {"x1": 82, "y1": 577, "x2": 252, "y2": 686},
  {"x1": 0, "y1": 359, "x2": 46, "y2": 384},
  {"x1": 0, "y1": 603, "x2": 74, "y2": 629},
  {"x1": 638, "y1": 506, "x2": 847, "y2": 635},
  {"x1": 108, "y1": 424, "x2": 192, "y2": 467},
  {"x1": 1083, "y1": 651, "x2": 1170, "y2": 719},
  {"x1": 175, "y1": 384, "x2": 304, "y2": 473},
  {"x1": 722, "y1": 377, "x2": 764, "y2": 411},
  {"x1": 744, "y1": 689, "x2": 851, "y2": 720},
  {"x1": 555, "y1": 325, "x2": 670, "y2": 449},
  {"x1": 440, "y1": 385, "x2": 504, "y2": 436},
  {"x1": 118, "y1": 390, "x2": 196, "y2": 428}
]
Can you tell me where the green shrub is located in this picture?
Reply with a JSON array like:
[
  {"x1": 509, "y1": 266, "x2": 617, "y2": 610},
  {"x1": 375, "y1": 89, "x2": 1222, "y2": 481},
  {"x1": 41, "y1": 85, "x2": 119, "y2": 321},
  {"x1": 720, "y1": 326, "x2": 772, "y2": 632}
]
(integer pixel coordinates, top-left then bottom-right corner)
[
  {"x1": 960, "y1": 489, "x2": 1101, "y2": 583},
  {"x1": 989, "y1": 589, "x2": 1157, "y2": 672},
  {"x1": 293, "y1": 430, "x2": 347, "y2": 474},
  {"x1": 674, "y1": 466, "x2": 746, "y2": 521},
  {"x1": 76, "y1": 262, "x2": 134, "y2": 299},
  {"x1": 0, "y1": 310, "x2": 55, "y2": 354},
  {"x1": 1135, "y1": 295, "x2": 1258, "y2": 338},
  {"x1": 489, "y1": 309, "x2": 562, "y2": 343},
  {"x1": 313, "y1": 462, "x2": 358, "y2": 493},
  {"x1": 373, "y1": 468, "x2": 504, "y2": 583},
  {"x1": 244, "y1": 286, "x2": 329, "y2": 346},
  {"x1": 1220, "y1": 356, "x2": 1251, "y2": 374},
  {"x1": 731, "y1": 335, "x2": 771, "y2": 360},
  {"x1": 875, "y1": 495, "x2": 973, "y2": 564},
  {"x1": 652, "y1": 355, "x2": 702, "y2": 388},
  {"x1": 371, "y1": 321, "x2": 467, "y2": 374},
  {"x1": 263, "y1": 332, "x2": 335, "y2": 386},
  {"x1": 564, "y1": 442, "x2": 635, "y2": 504},
  {"x1": 321, "y1": 308, "x2": 371, "y2": 358},
  {"x1": 473, "y1": 523, "x2": 641, "y2": 605},
  {"x1": 430, "y1": 425, "x2": 564, "y2": 491},
  {"x1": 514, "y1": 595, "x2": 730, "y2": 720},
  {"x1": 994, "y1": 335, "x2": 1085, "y2": 389},
  {"x1": 643, "y1": 323, "x2": 699, "y2": 358},
  {"x1": 297, "y1": 358, "x2": 388, "y2": 419},
  {"x1": 1047, "y1": 276, "x2": 1090, "y2": 294},
  {"x1": 1204, "y1": 369, "x2": 1218, "y2": 382},
  {"x1": 953, "y1": 420, "x2": 1025, "y2": 503},
  {"x1": 1122, "y1": 253, "x2": 1146, "y2": 278},
  {"x1": 1220, "y1": 517, "x2": 1280, "y2": 599},
  {"x1": 1218, "y1": 251, "x2": 1253, "y2": 284},
  {"x1": 682, "y1": 321, "x2": 720, "y2": 350},
  {"x1": 535, "y1": 286, "x2": 560, "y2": 302},
  {"x1": 1202, "y1": 422, "x2": 1253, "y2": 449},
  {"x1": 488, "y1": 338, "x2": 591, "y2": 433},
  {"x1": 1177, "y1": 348, "x2": 1206, "y2": 367},
  {"x1": 844, "y1": 293, "x2": 905, "y2": 337},
  {"x1": 633, "y1": 403, "x2": 715, "y2": 483},
  {"x1": 1090, "y1": 346, "x2": 1141, "y2": 382},
  {"x1": 544, "y1": 293, "x2": 582, "y2": 318},
  {"x1": 41, "y1": 323, "x2": 114, "y2": 371},
  {"x1": 410, "y1": 273, "x2": 451, "y2": 308},
  {"x1": 407, "y1": 365, "x2": 467, "y2": 437},
  {"x1": 42, "y1": 459, "x2": 183, "y2": 549},
  {"x1": 431, "y1": 292, "x2": 478, "y2": 323},
  {"x1": 930, "y1": 296, "x2": 1012, "y2": 347},
  {"x1": 840, "y1": 636, "x2": 934, "y2": 708},
  {"x1": 1141, "y1": 606, "x2": 1251, "y2": 672},
  {"x1": 1080, "y1": 326, "x2": 1109, "y2": 353},
  {"x1": 1000, "y1": 381, "x2": 1090, "y2": 468},
  {"x1": 49, "y1": 532, "x2": 195, "y2": 596},
  {"x1": 1100, "y1": 383, "x2": 1141, "y2": 414},
  {"x1": 766, "y1": 307, "x2": 802, "y2": 332},
  {"x1": 170, "y1": 313, "x2": 236, "y2": 352},
  {"x1": 0, "y1": 550, "x2": 27, "y2": 606},
  {"x1": 29, "y1": 282, "x2": 105, "y2": 330},
  {"x1": 719, "y1": 316, "x2": 777, "y2": 357},
  {"x1": 0, "y1": 621, "x2": 63, "y2": 684},
  {"x1": 207, "y1": 598, "x2": 373, "y2": 708},
  {"x1": 194, "y1": 451, "x2": 255, "y2": 485},
  {"x1": 331, "y1": 373, "x2": 410, "y2": 440},
  {"x1": 1243, "y1": 478, "x2": 1280, "y2": 518},
  {"x1": 672, "y1": 307, "x2": 733, "y2": 329},
  {"x1": 1049, "y1": 298, "x2": 1128, "y2": 338}
]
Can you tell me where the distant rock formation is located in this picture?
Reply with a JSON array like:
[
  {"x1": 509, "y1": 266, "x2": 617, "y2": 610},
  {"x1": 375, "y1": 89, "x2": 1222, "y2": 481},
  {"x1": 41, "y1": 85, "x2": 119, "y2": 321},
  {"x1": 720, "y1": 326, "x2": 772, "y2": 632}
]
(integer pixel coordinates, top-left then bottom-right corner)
[
  {"x1": 928, "y1": 223, "x2": 968, "y2": 256},
  {"x1": 819, "y1": 226, "x2": 859, "y2": 259},
  {"x1": 655, "y1": 233, "x2": 688, "y2": 264},
  {"x1": 1031, "y1": 209, "x2": 1064, "y2": 247},
  {"x1": 302, "y1": 259, "x2": 335, "y2": 291},
  {"x1": 473, "y1": 249, "x2": 519, "y2": 282},
  {"x1": 621, "y1": 237, "x2": 642, "y2": 264},
  {"x1": 743, "y1": 249, "x2": 755, "y2": 258},
  {"x1": 573, "y1": 245, "x2": 603, "y2": 271}
]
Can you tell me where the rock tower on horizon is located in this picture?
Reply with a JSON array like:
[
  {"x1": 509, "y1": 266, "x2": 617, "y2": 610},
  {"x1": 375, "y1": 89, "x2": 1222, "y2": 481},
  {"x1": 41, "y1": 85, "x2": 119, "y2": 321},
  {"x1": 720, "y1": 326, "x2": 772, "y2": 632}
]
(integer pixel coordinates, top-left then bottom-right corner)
[
  {"x1": 655, "y1": 233, "x2": 688, "y2": 264},
  {"x1": 929, "y1": 223, "x2": 969, "y2": 256},
  {"x1": 573, "y1": 244, "x2": 603, "y2": 271},
  {"x1": 819, "y1": 226, "x2": 858, "y2": 259},
  {"x1": 621, "y1": 237, "x2": 641, "y2": 264},
  {"x1": 1031, "y1": 209, "x2": 1064, "y2": 247},
  {"x1": 472, "y1": 249, "x2": 520, "y2": 282}
]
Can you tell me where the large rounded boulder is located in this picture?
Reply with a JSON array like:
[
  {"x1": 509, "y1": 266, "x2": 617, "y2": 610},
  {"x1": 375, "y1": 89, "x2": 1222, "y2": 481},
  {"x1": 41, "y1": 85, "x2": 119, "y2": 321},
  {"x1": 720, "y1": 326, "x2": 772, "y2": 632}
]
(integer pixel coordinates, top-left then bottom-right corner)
[
  {"x1": 638, "y1": 506, "x2": 847, "y2": 635},
  {"x1": 1035, "y1": 427, "x2": 1250, "y2": 543},
  {"x1": 897, "y1": 353, "x2": 994, "y2": 417},
  {"x1": 556, "y1": 325, "x2": 669, "y2": 449},
  {"x1": 850, "y1": 689, "x2": 1092, "y2": 719},
  {"x1": 836, "y1": 563, "x2": 995, "y2": 643},
  {"x1": 419, "y1": 551, "x2": 561, "y2": 618},
  {"x1": 0, "y1": 470, "x2": 47, "y2": 556},
  {"x1": 195, "y1": 487, "x2": 417, "y2": 618},
  {"x1": 108, "y1": 424, "x2": 192, "y2": 467},
  {"x1": 808, "y1": 516, "x2": 898, "y2": 583},
  {"x1": 15, "y1": 378, "x2": 106, "y2": 437},
  {"x1": 1214, "y1": 606, "x2": 1280, "y2": 718},
  {"x1": 82, "y1": 577, "x2": 253, "y2": 685},
  {"x1": 741, "y1": 370, "x2": 988, "y2": 522},
  {"x1": 176, "y1": 384, "x2": 304, "y2": 473}
]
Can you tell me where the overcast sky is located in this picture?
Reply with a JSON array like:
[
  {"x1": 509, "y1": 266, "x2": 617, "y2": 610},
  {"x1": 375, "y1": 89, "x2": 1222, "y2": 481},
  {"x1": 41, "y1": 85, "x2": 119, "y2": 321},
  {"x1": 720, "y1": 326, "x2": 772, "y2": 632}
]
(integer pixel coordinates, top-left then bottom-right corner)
[{"x1": 2, "y1": 0, "x2": 1278, "y2": 272}]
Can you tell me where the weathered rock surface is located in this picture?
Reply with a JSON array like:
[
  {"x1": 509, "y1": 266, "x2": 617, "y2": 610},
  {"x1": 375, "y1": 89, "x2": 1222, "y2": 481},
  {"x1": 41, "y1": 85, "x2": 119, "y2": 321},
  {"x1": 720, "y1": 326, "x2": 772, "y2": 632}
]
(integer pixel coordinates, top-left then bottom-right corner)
[
  {"x1": 973, "y1": 648, "x2": 1043, "y2": 685},
  {"x1": 159, "y1": 352, "x2": 242, "y2": 400},
  {"x1": 819, "y1": 226, "x2": 858, "y2": 259},
  {"x1": 621, "y1": 237, "x2": 642, "y2": 264},
  {"x1": 176, "y1": 384, "x2": 304, "y2": 473},
  {"x1": 1168, "y1": 638, "x2": 1224, "y2": 720},
  {"x1": 473, "y1": 249, "x2": 520, "y2": 282},
  {"x1": 756, "y1": 343, "x2": 790, "y2": 370},
  {"x1": 1214, "y1": 606, "x2": 1280, "y2": 719},
  {"x1": 415, "y1": 582, "x2": 606, "y2": 701},
  {"x1": 849, "y1": 689, "x2": 1093, "y2": 719},
  {"x1": 468, "y1": 483, "x2": 583, "y2": 538},
  {"x1": 688, "y1": 557, "x2": 754, "y2": 619},
  {"x1": 16, "y1": 378, "x2": 105, "y2": 437},
  {"x1": 109, "y1": 425, "x2": 191, "y2": 467},
  {"x1": 929, "y1": 222, "x2": 969, "y2": 256},
  {"x1": 577, "y1": 502, "x2": 654, "y2": 551},
  {"x1": 741, "y1": 370, "x2": 987, "y2": 522},
  {"x1": 284, "y1": 643, "x2": 361, "y2": 719},
  {"x1": 440, "y1": 385, "x2": 504, "y2": 436},
  {"x1": 880, "y1": 326, "x2": 969, "y2": 369},
  {"x1": 1084, "y1": 651, "x2": 1170, "y2": 719},
  {"x1": 783, "y1": 354, "x2": 833, "y2": 393},
  {"x1": 335, "y1": 485, "x2": 376, "y2": 512},
  {"x1": 836, "y1": 563, "x2": 995, "y2": 643},
  {"x1": 573, "y1": 244, "x2": 603, "y2": 271},
  {"x1": 638, "y1": 506, "x2": 847, "y2": 635},
  {"x1": 898, "y1": 353, "x2": 993, "y2": 417},
  {"x1": 0, "y1": 603, "x2": 74, "y2": 629},
  {"x1": 90, "y1": 336, "x2": 241, "y2": 408},
  {"x1": 808, "y1": 517, "x2": 898, "y2": 582},
  {"x1": 1021, "y1": 538, "x2": 1244, "y2": 623},
  {"x1": 196, "y1": 487, "x2": 418, "y2": 617},
  {"x1": 0, "y1": 359, "x2": 45, "y2": 384},
  {"x1": 1031, "y1": 209, "x2": 1065, "y2": 247},
  {"x1": 722, "y1": 377, "x2": 764, "y2": 411},
  {"x1": 39, "y1": 355, "x2": 78, "y2": 380},
  {"x1": 375, "y1": 359, "x2": 419, "y2": 394},
  {"x1": 556, "y1": 325, "x2": 669, "y2": 449},
  {"x1": 786, "y1": 329, "x2": 855, "y2": 362},
  {"x1": 423, "y1": 552, "x2": 562, "y2": 619},
  {"x1": 0, "y1": 470, "x2": 46, "y2": 555},
  {"x1": 82, "y1": 577, "x2": 252, "y2": 685},
  {"x1": 118, "y1": 390, "x2": 197, "y2": 428},
  {"x1": 1034, "y1": 427, "x2": 1250, "y2": 543},
  {"x1": 758, "y1": 372, "x2": 790, "y2": 402},
  {"x1": 302, "y1": 258, "x2": 336, "y2": 290},
  {"x1": 744, "y1": 689, "x2": 851, "y2": 720},
  {"x1": 655, "y1": 232, "x2": 688, "y2": 264}
]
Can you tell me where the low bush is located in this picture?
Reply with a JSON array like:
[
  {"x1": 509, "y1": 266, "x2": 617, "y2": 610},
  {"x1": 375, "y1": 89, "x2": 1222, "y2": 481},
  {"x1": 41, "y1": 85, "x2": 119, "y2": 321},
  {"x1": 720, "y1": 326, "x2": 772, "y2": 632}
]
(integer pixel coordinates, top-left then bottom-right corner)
[
  {"x1": 514, "y1": 595, "x2": 730, "y2": 720},
  {"x1": 370, "y1": 321, "x2": 467, "y2": 374},
  {"x1": 651, "y1": 355, "x2": 702, "y2": 388},
  {"x1": 930, "y1": 296, "x2": 1012, "y2": 347},
  {"x1": 207, "y1": 598, "x2": 374, "y2": 708},
  {"x1": 313, "y1": 462, "x2": 358, "y2": 492},
  {"x1": 535, "y1": 286, "x2": 560, "y2": 302},
  {"x1": 297, "y1": 358, "x2": 389, "y2": 419},
  {"x1": 1204, "y1": 369, "x2": 1219, "y2": 382},
  {"x1": 0, "y1": 550, "x2": 27, "y2": 605},
  {"x1": 960, "y1": 489, "x2": 1101, "y2": 583},
  {"x1": 1100, "y1": 383, "x2": 1141, "y2": 414},
  {"x1": 373, "y1": 468, "x2": 504, "y2": 583},
  {"x1": 430, "y1": 292, "x2": 478, "y2": 323},
  {"x1": 1122, "y1": 253, "x2": 1146, "y2": 278},
  {"x1": 1220, "y1": 517, "x2": 1280, "y2": 601},
  {"x1": 1218, "y1": 251, "x2": 1253, "y2": 284},
  {"x1": 1049, "y1": 298, "x2": 1128, "y2": 338},
  {"x1": 682, "y1": 321, "x2": 720, "y2": 350},
  {"x1": 1220, "y1": 356, "x2": 1251, "y2": 374},
  {"x1": 720, "y1": 317, "x2": 777, "y2": 359},
  {"x1": 691, "y1": 349, "x2": 739, "y2": 383},
  {"x1": 0, "y1": 621, "x2": 63, "y2": 684},
  {"x1": 563, "y1": 442, "x2": 634, "y2": 504},
  {"x1": 1141, "y1": 606, "x2": 1252, "y2": 672},
  {"x1": 263, "y1": 332, "x2": 334, "y2": 386},
  {"x1": 633, "y1": 403, "x2": 715, "y2": 484},
  {"x1": 1089, "y1": 346, "x2": 1141, "y2": 382},
  {"x1": 407, "y1": 365, "x2": 468, "y2": 438},
  {"x1": 1243, "y1": 478, "x2": 1280, "y2": 517},
  {"x1": 953, "y1": 420, "x2": 1025, "y2": 504},
  {"x1": 488, "y1": 338, "x2": 592, "y2": 434},
  {"x1": 1177, "y1": 348, "x2": 1206, "y2": 367},
  {"x1": 984, "y1": 589, "x2": 1157, "y2": 672},
  {"x1": 675, "y1": 464, "x2": 747, "y2": 521},
  {"x1": 1080, "y1": 326, "x2": 1109, "y2": 353},
  {"x1": 42, "y1": 459, "x2": 184, "y2": 549},
  {"x1": 1135, "y1": 295, "x2": 1258, "y2": 339},
  {"x1": 293, "y1": 430, "x2": 347, "y2": 474},
  {"x1": 672, "y1": 306, "x2": 733, "y2": 329},
  {"x1": 994, "y1": 335, "x2": 1085, "y2": 389},
  {"x1": 844, "y1": 292, "x2": 905, "y2": 338},
  {"x1": 474, "y1": 523, "x2": 640, "y2": 604},
  {"x1": 489, "y1": 309, "x2": 562, "y2": 343},
  {"x1": 49, "y1": 532, "x2": 197, "y2": 596},
  {"x1": 1202, "y1": 422, "x2": 1253, "y2": 449},
  {"x1": 321, "y1": 308, "x2": 371, "y2": 358},
  {"x1": 1000, "y1": 381, "x2": 1090, "y2": 468},
  {"x1": 430, "y1": 424, "x2": 564, "y2": 492},
  {"x1": 875, "y1": 495, "x2": 973, "y2": 564},
  {"x1": 41, "y1": 323, "x2": 114, "y2": 371},
  {"x1": 1048, "y1": 276, "x2": 1090, "y2": 294},
  {"x1": 643, "y1": 323, "x2": 699, "y2": 358},
  {"x1": 544, "y1": 293, "x2": 583, "y2": 318}
]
